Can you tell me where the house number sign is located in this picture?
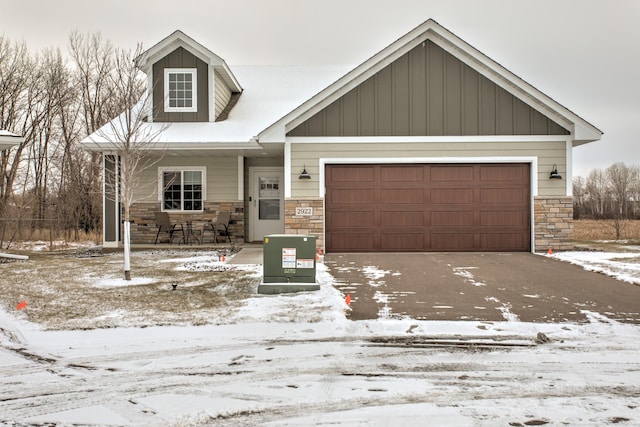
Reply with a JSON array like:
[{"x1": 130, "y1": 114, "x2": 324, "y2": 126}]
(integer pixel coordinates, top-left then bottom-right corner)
[{"x1": 295, "y1": 207, "x2": 313, "y2": 216}]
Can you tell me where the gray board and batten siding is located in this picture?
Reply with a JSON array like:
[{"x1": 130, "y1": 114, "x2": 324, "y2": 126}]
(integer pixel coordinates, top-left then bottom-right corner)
[
  {"x1": 288, "y1": 40, "x2": 569, "y2": 137},
  {"x1": 152, "y1": 47, "x2": 209, "y2": 122}
]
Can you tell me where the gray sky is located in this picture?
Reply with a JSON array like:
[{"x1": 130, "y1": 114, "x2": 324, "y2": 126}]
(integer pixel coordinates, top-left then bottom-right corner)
[{"x1": 2, "y1": 0, "x2": 639, "y2": 177}]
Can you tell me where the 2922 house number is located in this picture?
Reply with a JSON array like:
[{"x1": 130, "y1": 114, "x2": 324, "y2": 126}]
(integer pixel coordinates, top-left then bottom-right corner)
[{"x1": 295, "y1": 207, "x2": 313, "y2": 216}]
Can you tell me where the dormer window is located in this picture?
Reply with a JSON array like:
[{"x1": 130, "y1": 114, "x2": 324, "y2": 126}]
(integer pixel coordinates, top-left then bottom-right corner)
[{"x1": 164, "y1": 68, "x2": 197, "y2": 112}]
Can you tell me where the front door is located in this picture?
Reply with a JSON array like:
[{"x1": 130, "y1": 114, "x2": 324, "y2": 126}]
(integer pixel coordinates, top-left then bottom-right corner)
[{"x1": 249, "y1": 167, "x2": 284, "y2": 241}]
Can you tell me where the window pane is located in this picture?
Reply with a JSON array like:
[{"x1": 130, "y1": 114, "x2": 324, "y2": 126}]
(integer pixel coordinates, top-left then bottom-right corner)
[
  {"x1": 167, "y1": 71, "x2": 195, "y2": 110},
  {"x1": 182, "y1": 170, "x2": 202, "y2": 211},
  {"x1": 259, "y1": 199, "x2": 280, "y2": 220},
  {"x1": 163, "y1": 172, "x2": 181, "y2": 210}
]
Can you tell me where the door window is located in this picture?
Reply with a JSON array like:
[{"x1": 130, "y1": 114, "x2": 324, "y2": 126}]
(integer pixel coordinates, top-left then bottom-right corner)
[{"x1": 258, "y1": 177, "x2": 280, "y2": 220}]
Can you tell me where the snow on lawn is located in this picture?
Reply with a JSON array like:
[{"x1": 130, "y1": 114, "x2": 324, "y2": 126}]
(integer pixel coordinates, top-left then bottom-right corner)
[
  {"x1": 550, "y1": 250, "x2": 640, "y2": 285},
  {"x1": 0, "y1": 247, "x2": 639, "y2": 425}
]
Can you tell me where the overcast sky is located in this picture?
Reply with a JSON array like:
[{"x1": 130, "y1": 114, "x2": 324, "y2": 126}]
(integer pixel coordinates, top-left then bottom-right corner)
[{"x1": 2, "y1": 0, "x2": 639, "y2": 177}]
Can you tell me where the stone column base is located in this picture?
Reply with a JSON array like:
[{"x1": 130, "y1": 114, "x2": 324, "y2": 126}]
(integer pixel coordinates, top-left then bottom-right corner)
[
  {"x1": 285, "y1": 198, "x2": 324, "y2": 251},
  {"x1": 534, "y1": 196, "x2": 573, "y2": 252}
]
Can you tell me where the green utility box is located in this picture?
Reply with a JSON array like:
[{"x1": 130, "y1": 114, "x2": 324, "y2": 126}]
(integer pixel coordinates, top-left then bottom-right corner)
[{"x1": 258, "y1": 234, "x2": 319, "y2": 294}]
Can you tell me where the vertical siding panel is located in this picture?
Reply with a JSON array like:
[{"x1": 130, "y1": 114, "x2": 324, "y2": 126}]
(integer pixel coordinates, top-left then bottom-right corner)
[
  {"x1": 427, "y1": 42, "x2": 444, "y2": 135},
  {"x1": 151, "y1": 47, "x2": 208, "y2": 123},
  {"x1": 307, "y1": 111, "x2": 325, "y2": 135},
  {"x1": 445, "y1": 54, "x2": 462, "y2": 135},
  {"x1": 342, "y1": 88, "x2": 359, "y2": 136},
  {"x1": 480, "y1": 78, "x2": 496, "y2": 134},
  {"x1": 547, "y1": 120, "x2": 566, "y2": 135},
  {"x1": 359, "y1": 77, "x2": 376, "y2": 134},
  {"x1": 376, "y1": 65, "x2": 393, "y2": 135},
  {"x1": 409, "y1": 44, "x2": 427, "y2": 135},
  {"x1": 514, "y1": 98, "x2": 531, "y2": 134},
  {"x1": 531, "y1": 109, "x2": 549, "y2": 134},
  {"x1": 286, "y1": 39, "x2": 570, "y2": 137},
  {"x1": 195, "y1": 58, "x2": 208, "y2": 121},
  {"x1": 393, "y1": 54, "x2": 410, "y2": 135},
  {"x1": 497, "y1": 89, "x2": 513, "y2": 135},
  {"x1": 324, "y1": 99, "x2": 342, "y2": 136},
  {"x1": 462, "y1": 65, "x2": 479, "y2": 134}
]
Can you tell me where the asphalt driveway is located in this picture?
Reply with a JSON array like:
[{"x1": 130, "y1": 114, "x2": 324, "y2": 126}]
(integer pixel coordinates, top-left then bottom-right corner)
[{"x1": 325, "y1": 252, "x2": 640, "y2": 324}]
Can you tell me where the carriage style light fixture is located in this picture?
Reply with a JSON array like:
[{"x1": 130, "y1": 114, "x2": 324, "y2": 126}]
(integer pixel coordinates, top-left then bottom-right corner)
[
  {"x1": 549, "y1": 164, "x2": 562, "y2": 180},
  {"x1": 298, "y1": 165, "x2": 311, "y2": 180}
]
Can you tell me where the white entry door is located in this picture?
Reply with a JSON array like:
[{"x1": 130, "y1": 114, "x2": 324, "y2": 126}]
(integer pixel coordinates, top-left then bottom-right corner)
[{"x1": 249, "y1": 167, "x2": 285, "y2": 241}]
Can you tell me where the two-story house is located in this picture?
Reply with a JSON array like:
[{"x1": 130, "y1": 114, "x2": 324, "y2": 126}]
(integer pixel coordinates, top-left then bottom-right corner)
[{"x1": 83, "y1": 19, "x2": 601, "y2": 253}]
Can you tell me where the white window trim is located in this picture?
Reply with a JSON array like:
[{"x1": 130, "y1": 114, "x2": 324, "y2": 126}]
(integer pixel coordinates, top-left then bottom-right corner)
[
  {"x1": 164, "y1": 68, "x2": 197, "y2": 113},
  {"x1": 158, "y1": 166, "x2": 207, "y2": 213}
]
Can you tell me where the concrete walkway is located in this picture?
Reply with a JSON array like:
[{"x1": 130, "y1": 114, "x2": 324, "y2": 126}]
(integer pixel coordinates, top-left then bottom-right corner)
[{"x1": 228, "y1": 246, "x2": 263, "y2": 265}]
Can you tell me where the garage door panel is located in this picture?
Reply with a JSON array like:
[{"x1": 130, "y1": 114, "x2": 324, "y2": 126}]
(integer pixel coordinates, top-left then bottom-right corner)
[
  {"x1": 380, "y1": 165, "x2": 424, "y2": 182},
  {"x1": 379, "y1": 188, "x2": 425, "y2": 204},
  {"x1": 430, "y1": 165, "x2": 474, "y2": 181},
  {"x1": 431, "y1": 188, "x2": 474, "y2": 204},
  {"x1": 330, "y1": 233, "x2": 376, "y2": 251},
  {"x1": 381, "y1": 233, "x2": 424, "y2": 250},
  {"x1": 330, "y1": 188, "x2": 375, "y2": 204},
  {"x1": 480, "y1": 165, "x2": 525, "y2": 181},
  {"x1": 325, "y1": 163, "x2": 530, "y2": 252},
  {"x1": 480, "y1": 233, "x2": 526, "y2": 250},
  {"x1": 480, "y1": 211, "x2": 527, "y2": 226},
  {"x1": 431, "y1": 233, "x2": 475, "y2": 250},
  {"x1": 479, "y1": 188, "x2": 526, "y2": 204},
  {"x1": 431, "y1": 211, "x2": 475, "y2": 226},
  {"x1": 329, "y1": 166, "x2": 374, "y2": 182},
  {"x1": 329, "y1": 211, "x2": 375, "y2": 228},
  {"x1": 380, "y1": 211, "x2": 424, "y2": 226}
]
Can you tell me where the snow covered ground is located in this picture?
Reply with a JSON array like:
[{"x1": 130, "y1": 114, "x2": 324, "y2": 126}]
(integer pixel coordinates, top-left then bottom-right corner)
[{"x1": 1, "y1": 248, "x2": 639, "y2": 426}]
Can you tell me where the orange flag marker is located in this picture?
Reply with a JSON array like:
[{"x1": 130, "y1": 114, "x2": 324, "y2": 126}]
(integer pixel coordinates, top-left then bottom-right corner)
[
  {"x1": 221, "y1": 255, "x2": 226, "y2": 262},
  {"x1": 345, "y1": 293, "x2": 351, "y2": 306},
  {"x1": 17, "y1": 301, "x2": 27, "y2": 310},
  {"x1": 547, "y1": 248, "x2": 553, "y2": 255}
]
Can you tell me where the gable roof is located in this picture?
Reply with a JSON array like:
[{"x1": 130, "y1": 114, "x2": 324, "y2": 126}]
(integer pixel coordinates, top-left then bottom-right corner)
[
  {"x1": 135, "y1": 30, "x2": 242, "y2": 93},
  {"x1": 258, "y1": 19, "x2": 602, "y2": 146},
  {"x1": 0, "y1": 130, "x2": 23, "y2": 150}
]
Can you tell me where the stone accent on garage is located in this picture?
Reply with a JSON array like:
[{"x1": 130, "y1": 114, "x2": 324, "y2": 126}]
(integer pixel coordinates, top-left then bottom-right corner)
[
  {"x1": 285, "y1": 198, "x2": 324, "y2": 251},
  {"x1": 534, "y1": 196, "x2": 573, "y2": 252},
  {"x1": 127, "y1": 201, "x2": 244, "y2": 244}
]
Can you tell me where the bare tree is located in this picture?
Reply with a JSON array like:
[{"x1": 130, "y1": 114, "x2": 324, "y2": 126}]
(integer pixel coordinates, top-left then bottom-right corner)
[
  {"x1": 572, "y1": 175, "x2": 586, "y2": 219},
  {"x1": 585, "y1": 168, "x2": 609, "y2": 219},
  {"x1": 91, "y1": 45, "x2": 168, "y2": 280},
  {"x1": 67, "y1": 32, "x2": 124, "y2": 239},
  {"x1": 0, "y1": 37, "x2": 44, "y2": 244}
]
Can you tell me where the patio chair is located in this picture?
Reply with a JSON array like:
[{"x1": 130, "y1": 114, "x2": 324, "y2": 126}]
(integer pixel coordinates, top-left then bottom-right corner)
[
  {"x1": 204, "y1": 211, "x2": 232, "y2": 243},
  {"x1": 154, "y1": 211, "x2": 183, "y2": 244}
]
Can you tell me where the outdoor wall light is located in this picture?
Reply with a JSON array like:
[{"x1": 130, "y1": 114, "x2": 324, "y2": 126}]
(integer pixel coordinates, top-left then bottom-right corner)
[
  {"x1": 298, "y1": 166, "x2": 311, "y2": 180},
  {"x1": 549, "y1": 164, "x2": 562, "y2": 180}
]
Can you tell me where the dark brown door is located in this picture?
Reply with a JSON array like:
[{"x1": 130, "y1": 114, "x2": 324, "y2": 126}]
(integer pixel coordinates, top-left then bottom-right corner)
[{"x1": 325, "y1": 163, "x2": 530, "y2": 252}]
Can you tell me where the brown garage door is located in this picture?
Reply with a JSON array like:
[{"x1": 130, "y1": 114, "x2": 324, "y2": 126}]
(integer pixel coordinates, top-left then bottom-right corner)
[{"x1": 325, "y1": 163, "x2": 530, "y2": 252}]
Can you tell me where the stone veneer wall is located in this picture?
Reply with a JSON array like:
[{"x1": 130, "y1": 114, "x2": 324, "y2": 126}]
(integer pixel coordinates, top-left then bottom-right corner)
[
  {"x1": 285, "y1": 198, "x2": 324, "y2": 251},
  {"x1": 534, "y1": 196, "x2": 573, "y2": 252},
  {"x1": 127, "y1": 201, "x2": 244, "y2": 244}
]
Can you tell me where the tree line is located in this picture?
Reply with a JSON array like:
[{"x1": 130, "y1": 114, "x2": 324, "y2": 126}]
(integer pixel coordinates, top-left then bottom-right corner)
[
  {"x1": 573, "y1": 162, "x2": 640, "y2": 221},
  {"x1": 0, "y1": 32, "x2": 143, "y2": 246}
]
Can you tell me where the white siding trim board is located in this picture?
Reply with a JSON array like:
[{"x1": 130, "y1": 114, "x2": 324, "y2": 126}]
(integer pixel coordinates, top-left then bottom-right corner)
[{"x1": 287, "y1": 135, "x2": 570, "y2": 144}]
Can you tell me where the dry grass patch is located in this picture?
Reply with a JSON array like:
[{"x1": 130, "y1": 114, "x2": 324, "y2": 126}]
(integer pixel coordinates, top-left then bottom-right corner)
[
  {"x1": 0, "y1": 249, "x2": 261, "y2": 330},
  {"x1": 574, "y1": 219, "x2": 640, "y2": 242}
]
